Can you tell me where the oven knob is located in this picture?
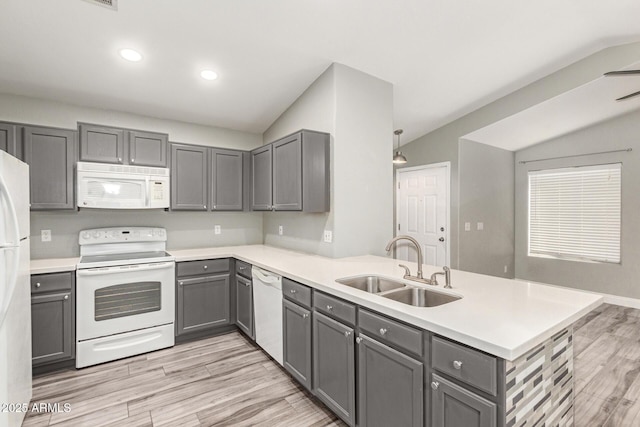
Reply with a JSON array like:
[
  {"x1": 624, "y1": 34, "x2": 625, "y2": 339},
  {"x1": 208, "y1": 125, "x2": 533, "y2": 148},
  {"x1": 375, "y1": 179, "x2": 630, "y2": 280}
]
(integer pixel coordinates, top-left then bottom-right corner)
[
  {"x1": 92, "y1": 231, "x2": 100, "y2": 238},
  {"x1": 82, "y1": 231, "x2": 91, "y2": 240},
  {"x1": 158, "y1": 230, "x2": 165, "y2": 237}
]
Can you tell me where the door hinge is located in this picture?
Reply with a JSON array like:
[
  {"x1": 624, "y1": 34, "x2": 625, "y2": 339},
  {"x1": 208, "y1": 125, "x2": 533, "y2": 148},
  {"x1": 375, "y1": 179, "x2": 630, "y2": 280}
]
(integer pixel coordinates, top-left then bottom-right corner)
[{"x1": 398, "y1": 224, "x2": 400, "y2": 231}]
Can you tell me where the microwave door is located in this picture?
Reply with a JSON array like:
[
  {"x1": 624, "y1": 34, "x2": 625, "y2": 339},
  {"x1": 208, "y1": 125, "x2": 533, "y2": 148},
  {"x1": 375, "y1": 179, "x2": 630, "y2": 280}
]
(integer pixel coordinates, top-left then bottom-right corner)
[{"x1": 80, "y1": 177, "x2": 147, "y2": 209}]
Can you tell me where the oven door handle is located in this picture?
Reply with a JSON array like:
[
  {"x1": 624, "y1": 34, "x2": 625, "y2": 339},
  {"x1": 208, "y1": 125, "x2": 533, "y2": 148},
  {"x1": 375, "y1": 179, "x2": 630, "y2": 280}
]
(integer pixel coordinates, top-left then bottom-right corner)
[{"x1": 76, "y1": 261, "x2": 174, "y2": 276}]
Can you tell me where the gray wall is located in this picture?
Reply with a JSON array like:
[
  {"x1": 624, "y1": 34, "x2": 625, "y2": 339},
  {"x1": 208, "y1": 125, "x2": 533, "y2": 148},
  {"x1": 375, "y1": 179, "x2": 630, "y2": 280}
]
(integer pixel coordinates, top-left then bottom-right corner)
[
  {"x1": 398, "y1": 41, "x2": 640, "y2": 274},
  {"x1": 514, "y1": 109, "x2": 640, "y2": 299},
  {"x1": 0, "y1": 93, "x2": 265, "y2": 259},
  {"x1": 263, "y1": 63, "x2": 394, "y2": 257},
  {"x1": 458, "y1": 140, "x2": 514, "y2": 278}
]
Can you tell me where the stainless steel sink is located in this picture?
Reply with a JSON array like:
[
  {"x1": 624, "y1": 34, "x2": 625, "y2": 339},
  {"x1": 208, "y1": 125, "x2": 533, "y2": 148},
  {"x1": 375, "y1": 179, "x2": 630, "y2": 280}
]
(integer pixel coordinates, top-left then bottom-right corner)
[
  {"x1": 381, "y1": 287, "x2": 461, "y2": 307},
  {"x1": 336, "y1": 275, "x2": 406, "y2": 293}
]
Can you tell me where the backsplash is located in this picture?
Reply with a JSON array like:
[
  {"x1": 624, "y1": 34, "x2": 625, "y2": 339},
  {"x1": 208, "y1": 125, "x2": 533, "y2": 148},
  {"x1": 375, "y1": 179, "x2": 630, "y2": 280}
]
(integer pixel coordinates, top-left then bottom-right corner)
[{"x1": 30, "y1": 210, "x2": 263, "y2": 259}]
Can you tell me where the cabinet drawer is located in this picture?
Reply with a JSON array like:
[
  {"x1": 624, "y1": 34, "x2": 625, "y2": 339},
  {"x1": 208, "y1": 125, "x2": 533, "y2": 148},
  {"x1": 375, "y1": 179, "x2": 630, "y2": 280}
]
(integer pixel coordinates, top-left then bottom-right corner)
[
  {"x1": 313, "y1": 292, "x2": 356, "y2": 326},
  {"x1": 432, "y1": 336, "x2": 498, "y2": 396},
  {"x1": 235, "y1": 260, "x2": 252, "y2": 279},
  {"x1": 177, "y1": 259, "x2": 229, "y2": 277},
  {"x1": 358, "y1": 309, "x2": 423, "y2": 357},
  {"x1": 282, "y1": 278, "x2": 312, "y2": 308},
  {"x1": 31, "y1": 272, "x2": 73, "y2": 295}
]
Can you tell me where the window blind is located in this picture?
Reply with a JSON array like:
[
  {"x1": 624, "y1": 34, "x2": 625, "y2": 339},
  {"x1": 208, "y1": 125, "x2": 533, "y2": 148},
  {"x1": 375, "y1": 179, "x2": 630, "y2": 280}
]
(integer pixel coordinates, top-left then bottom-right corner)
[{"x1": 528, "y1": 163, "x2": 621, "y2": 263}]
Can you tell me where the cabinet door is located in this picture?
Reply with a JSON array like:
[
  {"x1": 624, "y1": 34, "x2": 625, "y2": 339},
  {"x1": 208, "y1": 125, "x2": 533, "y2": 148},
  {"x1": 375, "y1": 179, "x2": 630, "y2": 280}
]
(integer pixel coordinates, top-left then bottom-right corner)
[
  {"x1": 250, "y1": 144, "x2": 272, "y2": 210},
  {"x1": 431, "y1": 373, "x2": 497, "y2": 427},
  {"x1": 0, "y1": 122, "x2": 17, "y2": 158},
  {"x1": 23, "y1": 126, "x2": 76, "y2": 210},
  {"x1": 31, "y1": 291, "x2": 74, "y2": 366},
  {"x1": 176, "y1": 274, "x2": 230, "y2": 336},
  {"x1": 357, "y1": 334, "x2": 423, "y2": 427},
  {"x1": 170, "y1": 143, "x2": 208, "y2": 210},
  {"x1": 128, "y1": 130, "x2": 168, "y2": 167},
  {"x1": 283, "y1": 299, "x2": 312, "y2": 390},
  {"x1": 272, "y1": 133, "x2": 302, "y2": 210},
  {"x1": 313, "y1": 311, "x2": 355, "y2": 426},
  {"x1": 210, "y1": 148, "x2": 243, "y2": 211},
  {"x1": 236, "y1": 275, "x2": 254, "y2": 339},
  {"x1": 79, "y1": 124, "x2": 125, "y2": 164}
]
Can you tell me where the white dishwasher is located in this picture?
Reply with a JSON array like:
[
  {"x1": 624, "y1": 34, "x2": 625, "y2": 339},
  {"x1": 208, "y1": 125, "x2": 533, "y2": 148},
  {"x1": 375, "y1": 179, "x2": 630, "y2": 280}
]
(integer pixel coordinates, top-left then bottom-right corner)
[{"x1": 251, "y1": 267, "x2": 283, "y2": 365}]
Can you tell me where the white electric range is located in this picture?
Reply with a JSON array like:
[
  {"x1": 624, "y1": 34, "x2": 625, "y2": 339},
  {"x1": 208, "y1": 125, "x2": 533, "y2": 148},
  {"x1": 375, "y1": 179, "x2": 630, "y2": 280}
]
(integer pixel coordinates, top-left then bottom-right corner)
[{"x1": 75, "y1": 227, "x2": 175, "y2": 368}]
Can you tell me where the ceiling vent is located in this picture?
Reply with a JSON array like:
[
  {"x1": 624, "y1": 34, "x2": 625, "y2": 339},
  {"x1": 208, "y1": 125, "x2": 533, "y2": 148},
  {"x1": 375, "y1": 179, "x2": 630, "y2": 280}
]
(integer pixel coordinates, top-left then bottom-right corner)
[{"x1": 82, "y1": 0, "x2": 118, "y2": 11}]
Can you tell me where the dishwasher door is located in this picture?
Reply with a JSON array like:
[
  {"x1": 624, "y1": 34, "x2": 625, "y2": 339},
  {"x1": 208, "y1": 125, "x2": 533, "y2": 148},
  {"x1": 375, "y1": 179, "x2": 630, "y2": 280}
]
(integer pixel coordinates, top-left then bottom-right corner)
[{"x1": 252, "y1": 267, "x2": 283, "y2": 365}]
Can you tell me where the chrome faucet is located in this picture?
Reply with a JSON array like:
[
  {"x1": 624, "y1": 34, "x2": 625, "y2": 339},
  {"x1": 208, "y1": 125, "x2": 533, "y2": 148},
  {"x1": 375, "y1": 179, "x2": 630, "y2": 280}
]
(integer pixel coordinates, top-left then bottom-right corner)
[{"x1": 385, "y1": 235, "x2": 452, "y2": 287}]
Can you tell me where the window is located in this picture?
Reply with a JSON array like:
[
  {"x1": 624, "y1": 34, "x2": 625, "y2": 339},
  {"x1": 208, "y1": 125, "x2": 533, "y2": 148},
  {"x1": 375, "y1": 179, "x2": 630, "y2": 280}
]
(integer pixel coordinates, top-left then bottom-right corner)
[{"x1": 528, "y1": 163, "x2": 621, "y2": 263}]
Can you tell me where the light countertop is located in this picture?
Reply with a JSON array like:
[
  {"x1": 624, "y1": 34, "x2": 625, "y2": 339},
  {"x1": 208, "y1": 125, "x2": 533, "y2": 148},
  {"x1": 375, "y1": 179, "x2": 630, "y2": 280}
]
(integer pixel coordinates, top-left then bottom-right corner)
[
  {"x1": 30, "y1": 245, "x2": 603, "y2": 361},
  {"x1": 169, "y1": 245, "x2": 602, "y2": 361}
]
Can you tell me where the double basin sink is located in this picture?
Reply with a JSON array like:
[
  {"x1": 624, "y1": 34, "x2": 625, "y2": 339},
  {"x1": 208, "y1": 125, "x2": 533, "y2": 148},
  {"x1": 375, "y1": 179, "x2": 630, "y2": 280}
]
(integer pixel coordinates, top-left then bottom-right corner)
[{"x1": 335, "y1": 275, "x2": 461, "y2": 307}]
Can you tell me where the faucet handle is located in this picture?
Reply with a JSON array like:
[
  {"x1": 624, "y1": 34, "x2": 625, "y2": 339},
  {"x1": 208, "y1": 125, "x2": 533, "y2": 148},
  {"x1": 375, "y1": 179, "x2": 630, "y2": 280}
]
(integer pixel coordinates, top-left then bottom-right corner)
[
  {"x1": 398, "y1": 264, "x2": 411, "y2": 278},
  {"x1": 443, "y1": 266, "x2": 451, "y2": 288}
]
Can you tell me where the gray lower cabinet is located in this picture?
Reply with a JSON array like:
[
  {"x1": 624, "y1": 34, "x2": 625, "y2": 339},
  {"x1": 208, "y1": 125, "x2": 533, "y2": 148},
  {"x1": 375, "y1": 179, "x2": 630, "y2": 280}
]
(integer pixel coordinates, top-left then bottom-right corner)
[
  {"x1": 171, "y1": 143, "x2": 208, "y2": 210},
  {"x1": 31, "y1": 273, "x2": 75, "y2": 367},
  {"x1": 283, "y1": 299, "x2": 312, "y2": 390},
  {"x1": 210, "y1": 148, "x2": 244, "y2": 211},
  {"x1": 431, "y1": 373, "x2": 497, "y2": 427},
  {"x1": 357, "y1": 334, "x2": 424, "y2": 427},
  {"x1": 79, "y1": 123, "x2": 125, "y2": 164},
  {"x1": 312, "y1": 311, "x2": 356, "y2": 426},
  {"x1": 176, "y1": 273, "x2": 230, "y2": 336},
  {"x1": 250, "y1": 144, "x2": 272, "y2": 210},
  {"x1": 127, "y1": 130, "x2": 168, "y2": 167},
  {"x1": 23, "y1": 126, "x2": 76, "y2": 210},
  {"x1": 235, "y1": 274, "x2": 254, "y2": 339}
]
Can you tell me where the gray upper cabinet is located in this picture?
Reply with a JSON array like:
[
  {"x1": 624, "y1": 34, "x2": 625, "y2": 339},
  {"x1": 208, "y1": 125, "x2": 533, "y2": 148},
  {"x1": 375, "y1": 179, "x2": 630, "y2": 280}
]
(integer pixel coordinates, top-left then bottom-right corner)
[
  {"x1": 79, "y1": 123, "x2": 125, "y2": 164},
  {"x1": 171, "y1": 143, "x2": 208, "y2": 210},
  {"x1": 235, "y1": 274, "x2": 254, "y2": 339},
  {"x1": 253, "y1": 130, "x2": 330, "y2": 212},
  {"x1": 283, "y1": 298, "x2": 312, "y2": 390},
  {"x1": 0, "y1": 122, "x2": 20, "y2": 159},
  {"x1": 79, "y1": 123, "x2": 168, "y2": 167},
  {"x1": 357, "y1": 334, "x2": 424, "y2": 427},
  {"x1": 250, "y1": 144, "x2": 273, "y2": 210},
  {"x1": 272, "y1": 133, "x2": 302, "y2": 210},
  {"x1": 31, "y1": 272, "x2": 75, "y2": 367},
  {"x1": 431, "y1": 373, "x2": 497, "y2": 427},
  {"x1": 313, "y1": 311, "x2": 356, "y2": 426},
  {"x1": 23, "y1": 126, "x2": 76, "y2": 210},
  {"x1": 176, "y1": 273, "x2": 230, "y2": 336},
  {"x1": 128, "y1": 130, "x2": 168, "y2": 167},
  {"x1": 210, "y1": 148, "x2": 243, "y2": 211}
]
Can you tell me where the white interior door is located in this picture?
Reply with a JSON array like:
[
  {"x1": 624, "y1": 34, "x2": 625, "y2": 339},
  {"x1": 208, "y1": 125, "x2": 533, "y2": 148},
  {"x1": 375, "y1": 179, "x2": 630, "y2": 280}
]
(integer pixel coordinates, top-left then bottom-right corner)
[{"x1": 396, "y1": 163, "x2": 449, "y2": 266}]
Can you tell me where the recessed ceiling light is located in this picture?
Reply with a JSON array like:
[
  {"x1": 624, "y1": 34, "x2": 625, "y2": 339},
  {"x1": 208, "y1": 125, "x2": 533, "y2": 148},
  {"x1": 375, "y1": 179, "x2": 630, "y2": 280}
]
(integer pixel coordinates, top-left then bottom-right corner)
[
  {"x1": 119, "y1": 48, "x2": 142, "y2": 62},
  {"x1": 200, "y1": 70, "x2": 218, "y2": 81}
]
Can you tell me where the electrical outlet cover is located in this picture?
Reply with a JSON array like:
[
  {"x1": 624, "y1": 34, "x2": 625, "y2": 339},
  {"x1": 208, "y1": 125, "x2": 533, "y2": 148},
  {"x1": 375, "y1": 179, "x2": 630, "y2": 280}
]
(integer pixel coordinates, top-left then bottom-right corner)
[
  {"x1": 278, "y1": 225, "x2": 283, "y2": 235},
  {"x1": 41, "y1": 229, "x2": 52, "y2": 242},
  {"x1": 214, "y1": 225, "x2": 221, "y2": 235},
  {"x1": 323, "y1": 230, "x2": 333, "y2": 243}
]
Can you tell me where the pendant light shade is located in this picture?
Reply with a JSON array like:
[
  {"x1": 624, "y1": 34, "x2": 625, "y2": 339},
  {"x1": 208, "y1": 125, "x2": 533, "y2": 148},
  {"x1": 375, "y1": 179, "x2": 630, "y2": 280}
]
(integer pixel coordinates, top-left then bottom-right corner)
[{"x1": 393, "y1": 129, "x2": 407, "y2": 164}]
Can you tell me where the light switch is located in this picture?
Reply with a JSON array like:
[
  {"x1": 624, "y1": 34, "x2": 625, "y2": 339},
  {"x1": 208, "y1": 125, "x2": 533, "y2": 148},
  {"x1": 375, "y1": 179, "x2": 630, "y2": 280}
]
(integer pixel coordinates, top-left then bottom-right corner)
[
  {"x1": 214, "y1": 225, "x2": 221, "y2": 235},
  {"x1": 278, "y1": 225, "x2": 284, "y2": 235},
  {"x1": 477, "y1": 222, "x2": 484, "y2": 231},
  {"x1": 464, "y1": 222, "x2": 471, "y2": 231}
]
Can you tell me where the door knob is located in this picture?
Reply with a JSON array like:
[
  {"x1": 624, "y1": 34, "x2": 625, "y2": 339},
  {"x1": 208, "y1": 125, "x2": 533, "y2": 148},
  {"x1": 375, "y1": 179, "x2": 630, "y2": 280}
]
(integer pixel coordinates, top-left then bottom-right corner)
[
  {"x1": 439, "y1": 237, "x2": 445, "y2": 242},
  {"x1": 440, "y1": 227, "x2": 445, "y2": 232}
]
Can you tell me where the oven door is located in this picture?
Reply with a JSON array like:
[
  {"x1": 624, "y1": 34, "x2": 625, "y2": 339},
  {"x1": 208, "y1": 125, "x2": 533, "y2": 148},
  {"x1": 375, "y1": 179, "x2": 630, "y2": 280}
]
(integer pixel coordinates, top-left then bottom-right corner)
[{"x1": 76, "y1": 261, "x2": 175, "y2": 341}]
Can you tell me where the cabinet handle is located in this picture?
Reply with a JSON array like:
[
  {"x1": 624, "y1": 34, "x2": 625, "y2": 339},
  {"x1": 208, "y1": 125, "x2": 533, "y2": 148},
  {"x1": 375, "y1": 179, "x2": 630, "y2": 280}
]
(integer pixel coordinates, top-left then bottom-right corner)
[
  {"x1": 131, "y1": 158, "x2": 135, "y2": 163},
  {"x1": 35, "y1": 282, "x2": 41, "y2": 288},
  {"x1": 203, "y1": 265, "x2": 208, "y2": 270},
  {"x1": 302, "y1": 313, "x2": 309, "y2": 319},
  {"x1": 179, "y1": 281, "x2": 184, "y2": 286},
  {"x1": 326, "y1": 305, "x2": 333, "y2": 311},
  {"x1": 64, "y1": 294, "x2": 69, "y2": 300},
  {"x1": 118, "y1": 157, "x2": 122, "y2": 162},
  {"x1": 290, "y1": 289, "x2": 297, "y2": 294},
  {"x1": 344, "y1": 331, "x2": 351, "y2": 338},
  {"x1": 431, "y1": 381, "x2": 440, "y2": 390},
  {"x1": 453, "y1": 360, "x2": 463, "y2": 370},
  {"x1": 356, "y1": 337, "x2": 362, "y2": 344},
  {"x1": 204, "y1": 205, "x2": 207, "y2": 209},
  {"x1": 379, "y1": 328, "x2": 388, "y2": 336},
  {"x1": 213, "y1": 205, "x2": 217, "y2": 209},
  {"x1": 244, "y1": 282, "x2": 250, "y2": 287}
]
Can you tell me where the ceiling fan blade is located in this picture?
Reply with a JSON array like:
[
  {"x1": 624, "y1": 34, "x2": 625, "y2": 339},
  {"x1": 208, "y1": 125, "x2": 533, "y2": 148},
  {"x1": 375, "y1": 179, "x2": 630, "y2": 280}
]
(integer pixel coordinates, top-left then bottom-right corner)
[
  {"x1": 616, "y1": 90, "x2": 640, "y2": 101},
  {"x1": 605, "y1": 70, "x2": 640, "y2": 76}
]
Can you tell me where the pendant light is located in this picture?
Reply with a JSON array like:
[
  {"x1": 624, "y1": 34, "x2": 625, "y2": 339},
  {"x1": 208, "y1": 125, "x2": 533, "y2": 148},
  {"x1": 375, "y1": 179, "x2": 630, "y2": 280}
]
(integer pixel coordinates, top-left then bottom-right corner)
[{"x1": 393, "y1": 129, "x2": 407, "y2": 164}]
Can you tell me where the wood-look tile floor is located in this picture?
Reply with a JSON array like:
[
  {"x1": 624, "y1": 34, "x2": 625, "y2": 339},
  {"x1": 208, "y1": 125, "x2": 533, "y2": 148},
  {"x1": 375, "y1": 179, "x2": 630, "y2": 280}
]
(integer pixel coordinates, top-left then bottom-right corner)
[
  {"x1": 22, "y1": 333, "x2": 345, "y2": 427},
  {"x1": 21, "y1": 303, "x2": 640, "y2": 427}
]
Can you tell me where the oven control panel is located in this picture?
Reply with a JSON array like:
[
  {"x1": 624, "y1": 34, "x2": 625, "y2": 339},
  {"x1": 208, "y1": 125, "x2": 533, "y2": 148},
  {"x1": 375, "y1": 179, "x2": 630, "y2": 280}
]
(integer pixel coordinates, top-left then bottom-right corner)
[{"x1": 79, "y1": 227, "x2": 167, "y2": 245}]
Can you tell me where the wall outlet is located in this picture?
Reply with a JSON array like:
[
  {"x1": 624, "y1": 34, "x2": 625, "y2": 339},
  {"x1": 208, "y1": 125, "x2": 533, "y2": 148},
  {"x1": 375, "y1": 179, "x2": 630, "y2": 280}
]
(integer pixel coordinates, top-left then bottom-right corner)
[
  {"x1": 504, "y1": 265, "x2": 508, "y2": 274},
  {"x1": 323, "y1": 230, "x2": 333, "y2": 243},
  {"x1": 214, "y1": 225, "x2": 221, "y2": 235},
  {"x1": 464, "y1": 222, "x2": 471, "y2": 232},
  {"x1": 477, "y1": 222, "x2": 484, "y2": 231},
  {"x1": 278, "y1": 225, "x2": 284, "y2": 235},
  {"x1": 41, "y1": 229, "x2": 51, "y2": 242}
]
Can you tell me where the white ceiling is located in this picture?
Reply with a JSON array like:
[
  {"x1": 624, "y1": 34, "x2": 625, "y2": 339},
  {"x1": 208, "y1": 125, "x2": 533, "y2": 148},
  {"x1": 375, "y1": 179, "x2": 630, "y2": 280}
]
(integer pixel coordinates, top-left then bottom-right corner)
[
  {"x1": 463, "y1": 62, "x2": 640, "y2": 151},
  {"x1": 1, "y1": 0, "x2": 640, "y2": 144}
]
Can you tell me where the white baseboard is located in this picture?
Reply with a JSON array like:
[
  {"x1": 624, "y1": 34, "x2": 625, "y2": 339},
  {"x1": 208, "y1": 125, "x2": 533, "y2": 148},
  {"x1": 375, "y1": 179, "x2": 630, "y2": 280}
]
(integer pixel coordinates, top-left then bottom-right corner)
[{"x1": 600, "y1": 292, "x2": 640, "y2": 310}]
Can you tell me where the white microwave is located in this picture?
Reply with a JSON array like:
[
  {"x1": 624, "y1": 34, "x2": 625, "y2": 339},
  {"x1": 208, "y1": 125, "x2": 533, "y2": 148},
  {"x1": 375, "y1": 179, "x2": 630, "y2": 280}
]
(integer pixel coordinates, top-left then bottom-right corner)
[{"x1": 77, "y1": 162, "x2": 170, "y2": 209}]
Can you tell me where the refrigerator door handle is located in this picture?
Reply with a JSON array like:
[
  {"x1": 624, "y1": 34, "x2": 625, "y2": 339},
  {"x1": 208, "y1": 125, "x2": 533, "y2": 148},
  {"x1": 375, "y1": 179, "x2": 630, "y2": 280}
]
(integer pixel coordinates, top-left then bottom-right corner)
[
  {"x1": 0, "y1": 174, "x2": 21, "y2": 325},
  {"x1": 0, "y1": 174, "x2": 20, "y2": 247}
]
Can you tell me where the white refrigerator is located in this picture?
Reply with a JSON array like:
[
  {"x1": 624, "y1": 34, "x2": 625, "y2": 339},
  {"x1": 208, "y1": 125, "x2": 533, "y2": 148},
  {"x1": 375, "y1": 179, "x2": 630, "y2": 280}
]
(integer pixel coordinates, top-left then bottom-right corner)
[{"x1": 0, "y1": 151, "x2": 32, "y2": 427}]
